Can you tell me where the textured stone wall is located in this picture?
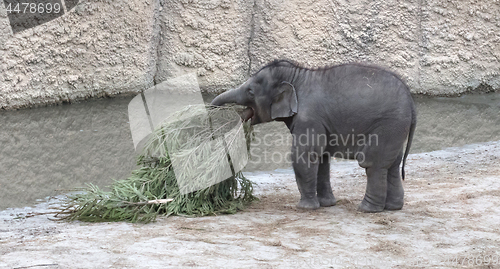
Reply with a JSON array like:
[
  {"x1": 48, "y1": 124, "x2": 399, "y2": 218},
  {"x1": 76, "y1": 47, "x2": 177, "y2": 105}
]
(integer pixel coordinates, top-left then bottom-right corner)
[
  {"x1": 418, "y1": 0, "x2": 500, "y2": 94},
  {"x1": 155, "y1": 0, "x2": 255, "y2": 93},
  {"x1": 0, "y1": 0, "x2": 160, "y2": 109},
  {"x1": 1, "y1": 0, "x2": 499, "y2": 109}
]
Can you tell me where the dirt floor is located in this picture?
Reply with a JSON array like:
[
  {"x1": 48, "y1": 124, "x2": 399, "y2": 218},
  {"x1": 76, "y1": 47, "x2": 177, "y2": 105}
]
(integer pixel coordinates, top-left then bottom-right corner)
[{"x1": 1, "y1": 140, "x2": 500, "y2": 269}]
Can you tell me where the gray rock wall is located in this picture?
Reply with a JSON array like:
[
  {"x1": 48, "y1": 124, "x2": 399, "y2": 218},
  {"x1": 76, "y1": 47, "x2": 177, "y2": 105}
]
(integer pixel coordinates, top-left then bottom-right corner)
[
  {"x1": 0, "y1": 0, "x2": 160, "y2": 109},
  {"x1": 155, "y1": 0, "x2": 255, "y2": 93},
  {"x1": 1, "y1": 0, "x2": 499, "y2": 109}
]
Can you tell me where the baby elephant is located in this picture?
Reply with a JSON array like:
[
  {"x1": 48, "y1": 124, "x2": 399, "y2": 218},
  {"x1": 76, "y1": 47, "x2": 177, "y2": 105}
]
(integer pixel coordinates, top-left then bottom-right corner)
[{"x1": 211, "y1": 60, "x2": 416, "y2": 212}]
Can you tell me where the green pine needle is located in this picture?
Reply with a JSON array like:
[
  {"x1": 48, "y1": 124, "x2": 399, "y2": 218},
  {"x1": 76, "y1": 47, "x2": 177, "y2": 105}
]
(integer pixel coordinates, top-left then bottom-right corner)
[{"x1": 56, "y1": 105, "x2": 257, "y2": 223}]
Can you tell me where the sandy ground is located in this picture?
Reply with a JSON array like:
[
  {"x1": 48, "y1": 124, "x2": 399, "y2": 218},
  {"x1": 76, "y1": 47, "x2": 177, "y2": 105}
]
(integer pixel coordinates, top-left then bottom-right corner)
[{"x1": 1, "y1": 141, "x2": 500, "y2": 269}]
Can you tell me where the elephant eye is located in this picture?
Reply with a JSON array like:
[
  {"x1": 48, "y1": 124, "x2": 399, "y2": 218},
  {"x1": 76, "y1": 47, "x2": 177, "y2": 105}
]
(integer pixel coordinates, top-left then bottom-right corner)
[{"x1": 247, "y1": 88, "x2": 254, "y2": 97}]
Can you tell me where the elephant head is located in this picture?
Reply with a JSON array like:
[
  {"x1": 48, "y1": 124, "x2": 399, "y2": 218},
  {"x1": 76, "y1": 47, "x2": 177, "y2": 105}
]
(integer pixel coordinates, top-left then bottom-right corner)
[{"x1": 211, "y1": 64, "x2": 298, "y2": 125}]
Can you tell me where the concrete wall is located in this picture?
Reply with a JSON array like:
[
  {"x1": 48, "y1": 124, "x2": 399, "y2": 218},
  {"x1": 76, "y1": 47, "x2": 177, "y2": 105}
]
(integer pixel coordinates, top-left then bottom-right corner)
[
  {"x1": 1, "y1": 0, "x2": 499, "y2": 109},
  {"x1": 0, "y1": 0, "x2": 160, "y2": 109}
]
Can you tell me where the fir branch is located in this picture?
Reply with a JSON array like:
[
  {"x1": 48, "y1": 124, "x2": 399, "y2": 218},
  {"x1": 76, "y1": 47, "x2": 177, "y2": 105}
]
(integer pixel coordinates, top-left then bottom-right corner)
[{"x1": 55, "y1": 105, "x2": 257, "y2": 223}]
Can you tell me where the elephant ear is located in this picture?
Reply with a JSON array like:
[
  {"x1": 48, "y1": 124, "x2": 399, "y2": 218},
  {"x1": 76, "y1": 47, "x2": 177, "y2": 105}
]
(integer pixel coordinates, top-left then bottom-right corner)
[{"x1": 271, "y1": 81, "x2": 298, "y2": 119}]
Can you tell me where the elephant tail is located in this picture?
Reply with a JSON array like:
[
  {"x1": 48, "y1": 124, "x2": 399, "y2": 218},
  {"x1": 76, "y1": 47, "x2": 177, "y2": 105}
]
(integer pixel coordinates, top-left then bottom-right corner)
[{"x1": 402, "y1": 109, "x2": 417, "y2": 180}]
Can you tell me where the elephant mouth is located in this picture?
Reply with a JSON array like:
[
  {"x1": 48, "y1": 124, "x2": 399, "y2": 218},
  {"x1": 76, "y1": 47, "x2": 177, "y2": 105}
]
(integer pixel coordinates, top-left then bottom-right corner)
[{"x1": 240, "y1": 107, "x2": 255, "y2": 122}]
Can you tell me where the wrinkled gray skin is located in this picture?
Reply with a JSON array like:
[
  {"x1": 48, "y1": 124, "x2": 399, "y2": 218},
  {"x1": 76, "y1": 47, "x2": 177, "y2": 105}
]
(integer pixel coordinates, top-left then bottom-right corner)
[{"x1": 211, "y1": 60, "x2": 417, "y2": 212}]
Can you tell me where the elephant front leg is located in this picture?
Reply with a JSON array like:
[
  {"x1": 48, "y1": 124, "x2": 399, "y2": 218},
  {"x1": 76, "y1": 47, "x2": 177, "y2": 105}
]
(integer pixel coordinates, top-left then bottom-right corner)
[
  {"x1": 317, "y1": 155, "x2": 336, "y2": 207},
  {"x1": 358, "y1": 167, "x2": 388, "y2": 213},
  {"x1": 292, "y1": 148, "x2": 320, "y2": 210}
]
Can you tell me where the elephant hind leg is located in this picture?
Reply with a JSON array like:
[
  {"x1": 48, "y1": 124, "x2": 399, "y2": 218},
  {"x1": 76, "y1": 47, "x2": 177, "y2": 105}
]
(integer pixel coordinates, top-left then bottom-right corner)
[
  {"x1": 357, "y1": 124, "x2": 407, "y2": 212},
  {"x1": 358, "y1": 167, "x2": 388, "y2": 213},
  {"x1": 385, "y1": 151, "x2": 404, "y2": 210},
  {"x1": 317, "y1": 155, "x2": 336, "y2": 207}
]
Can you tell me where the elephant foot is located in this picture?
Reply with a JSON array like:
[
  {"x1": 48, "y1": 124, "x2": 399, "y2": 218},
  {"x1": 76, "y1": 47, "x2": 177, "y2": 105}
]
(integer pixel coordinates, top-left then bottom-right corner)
[
  {"x1": 385, "y1": 189, "x2": 404, "y2": 211},
  {"x1": 297, "y1": 198, "x2": 320, "y2": 210},
  {"x1": 318, "y1": 194, "x2": 336, "y2": 207},
  {"x1": 357, "y1": 199, "x2": 385, "y2": 213},
  {"x1": 384, "y1": 199, "x2": 404, "y2": 211}
]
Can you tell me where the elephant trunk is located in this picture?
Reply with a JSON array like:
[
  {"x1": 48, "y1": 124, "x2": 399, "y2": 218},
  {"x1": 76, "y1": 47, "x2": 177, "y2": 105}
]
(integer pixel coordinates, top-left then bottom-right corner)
[{"x1": 211, "y1": 88, "x2": 242, "y2": 106}]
